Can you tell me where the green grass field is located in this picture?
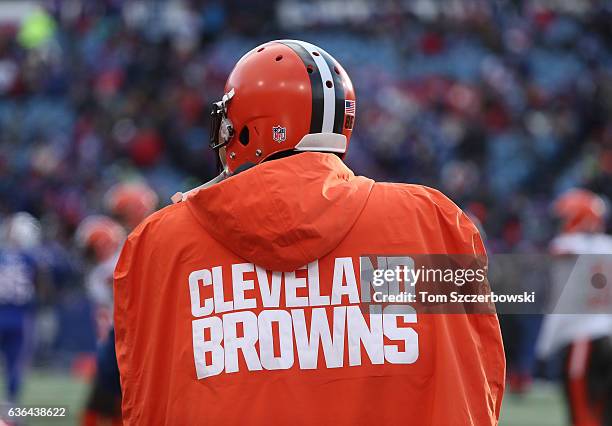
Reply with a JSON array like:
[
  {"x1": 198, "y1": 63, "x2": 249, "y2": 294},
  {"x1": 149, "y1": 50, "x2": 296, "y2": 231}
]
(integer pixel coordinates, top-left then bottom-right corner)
[
  {"x1": 1, "y1": 371, "x2": 88, "y2": 426},
  {"x1": 500, "y1": 383, "x2": 566, "y2": 426},
  {"x1": 2, "y1": 370, "x2": 566, "y2": 425}
]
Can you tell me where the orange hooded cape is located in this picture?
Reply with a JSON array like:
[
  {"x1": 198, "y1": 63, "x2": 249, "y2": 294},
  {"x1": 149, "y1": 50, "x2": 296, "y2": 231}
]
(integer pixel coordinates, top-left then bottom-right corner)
[{"x1": 114, "y1": 152, "x2": 505, "y2": 425}]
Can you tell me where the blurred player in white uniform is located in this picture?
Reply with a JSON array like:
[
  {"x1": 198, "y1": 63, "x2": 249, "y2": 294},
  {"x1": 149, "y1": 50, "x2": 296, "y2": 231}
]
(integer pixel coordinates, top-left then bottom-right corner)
[
  {"x1": 75, "y1": 216, "x2": 126, "y2": 342},
  {"x1": 537, "y1": 189, "x2": 612, "y2": 426},
  {"x1": 78, "y1": 182, "x2": 157, "y2": 426}
]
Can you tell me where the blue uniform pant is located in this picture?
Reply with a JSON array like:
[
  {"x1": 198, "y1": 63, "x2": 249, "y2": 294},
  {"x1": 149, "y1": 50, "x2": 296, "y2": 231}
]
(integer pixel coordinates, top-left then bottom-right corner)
[{"x1": 0, "y1": 322, "x2": 26, "y2": 401}]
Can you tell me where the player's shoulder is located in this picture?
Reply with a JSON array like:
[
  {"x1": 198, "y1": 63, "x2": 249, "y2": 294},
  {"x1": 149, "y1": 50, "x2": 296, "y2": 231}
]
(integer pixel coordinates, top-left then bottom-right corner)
[
  {"x1": 125, "y1": 200, "x2": 192, "y2": 246},
  {"x1": 551, "y1": 232, "x2": 612, "y2": 254},
  {"x1": 369, "y1": 182, "x2": 483, "y2": 253},
  {"x1": 115, "y1": 201, "x2": 191, "y2": 280},
  {"x1": 373, "y1": 182, "x2": 464, "y2": 215},
  {"x1": 594, "y1": 233, "x2": 612, "y2": 250}
]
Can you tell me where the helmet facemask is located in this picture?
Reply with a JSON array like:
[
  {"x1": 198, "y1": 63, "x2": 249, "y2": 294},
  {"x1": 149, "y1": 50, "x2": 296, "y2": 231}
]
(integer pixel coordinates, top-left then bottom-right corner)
[{"x1": 209, "y1": 89, "x2": 235, "y2": 151}]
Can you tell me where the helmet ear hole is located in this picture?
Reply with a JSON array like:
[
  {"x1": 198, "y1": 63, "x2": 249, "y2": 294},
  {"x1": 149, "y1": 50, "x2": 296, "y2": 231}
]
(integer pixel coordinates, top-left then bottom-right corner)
[{"x1": 239, "y1": 126, "x2": 249, "y2": 146}]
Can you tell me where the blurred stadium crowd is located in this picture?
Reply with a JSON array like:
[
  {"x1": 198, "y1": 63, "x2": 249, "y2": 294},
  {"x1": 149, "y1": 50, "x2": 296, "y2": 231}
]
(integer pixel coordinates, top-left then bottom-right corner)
[{"x1": 0, "y1": 0, "x2": 611, "y2": 399}]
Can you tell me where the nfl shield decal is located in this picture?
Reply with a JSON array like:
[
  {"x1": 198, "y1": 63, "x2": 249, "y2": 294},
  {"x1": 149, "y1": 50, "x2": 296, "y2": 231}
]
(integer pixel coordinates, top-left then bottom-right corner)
[{"x1": 272, "y1": 125, "x2": 286, "y2": 143}]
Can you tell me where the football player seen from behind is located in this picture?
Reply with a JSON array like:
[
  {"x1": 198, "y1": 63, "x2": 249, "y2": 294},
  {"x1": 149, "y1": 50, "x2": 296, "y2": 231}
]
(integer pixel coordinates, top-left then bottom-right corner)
[{"x1": 114, "y1": 40, "x2": 505, "y2": 425}]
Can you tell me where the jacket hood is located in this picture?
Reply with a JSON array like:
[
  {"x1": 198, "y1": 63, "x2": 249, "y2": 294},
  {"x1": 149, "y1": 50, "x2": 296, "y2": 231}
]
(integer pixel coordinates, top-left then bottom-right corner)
[{"x1": 186, "y1": 152, "x2": 374, "y2": 271}]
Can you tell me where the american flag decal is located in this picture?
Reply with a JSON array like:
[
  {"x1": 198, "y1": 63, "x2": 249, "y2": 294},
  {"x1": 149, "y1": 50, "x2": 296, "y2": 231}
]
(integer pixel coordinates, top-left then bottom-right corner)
[{"x1": 345, "y1": 100, "x2": 355, "y2": 115}]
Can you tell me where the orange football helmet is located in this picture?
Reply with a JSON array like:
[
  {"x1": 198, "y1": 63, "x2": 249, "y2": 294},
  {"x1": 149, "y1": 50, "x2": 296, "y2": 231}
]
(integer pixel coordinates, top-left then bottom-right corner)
[
  {"x1": 210, "y1": 39, "x2": 356, "y2": 174},
  {"x1": 104, "y1": 182, "x2": 158, "y2": 229},
  {"x1": 75, "y1": 215, "x2": 126, "y2": 262},
  {"x1": 553, "y1": 189, "x2": 607, "y2": 233}
]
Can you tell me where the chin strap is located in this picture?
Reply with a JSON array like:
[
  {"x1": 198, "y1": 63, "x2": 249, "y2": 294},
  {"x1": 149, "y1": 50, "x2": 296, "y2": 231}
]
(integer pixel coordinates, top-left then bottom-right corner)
[{"x1": 171, "y1": 170, "x2": 229, "y2": 204}]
